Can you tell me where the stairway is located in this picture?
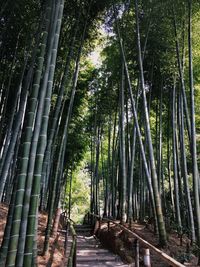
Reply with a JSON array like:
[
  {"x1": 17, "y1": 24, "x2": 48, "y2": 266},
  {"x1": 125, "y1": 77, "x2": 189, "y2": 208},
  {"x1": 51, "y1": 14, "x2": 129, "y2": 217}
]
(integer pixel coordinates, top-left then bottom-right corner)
[
  {"x1": 67, "y1": 224, "x2": 131, "y2": 267},
  {"x1": 75, "y1": 224, "x2": 93, "y2": 236}
]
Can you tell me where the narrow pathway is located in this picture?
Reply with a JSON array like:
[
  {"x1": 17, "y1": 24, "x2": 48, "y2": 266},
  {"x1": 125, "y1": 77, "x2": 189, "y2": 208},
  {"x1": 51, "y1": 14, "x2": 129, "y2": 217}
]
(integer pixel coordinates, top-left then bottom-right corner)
[
  {"x1": 76, "y1": 235, "x2": 130, "y2": 267},
  {"x1": 67, "y1": 225, "x2": 131, "y2": 267}
]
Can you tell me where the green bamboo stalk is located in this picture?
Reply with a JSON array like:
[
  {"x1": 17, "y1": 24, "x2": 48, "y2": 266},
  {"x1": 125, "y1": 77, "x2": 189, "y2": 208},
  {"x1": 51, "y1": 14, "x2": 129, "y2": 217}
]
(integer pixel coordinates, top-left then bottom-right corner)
[
  {"x1": 172, "y1": 7, "x2": 191, "y2": 142},
  {"x1": 188, "y1": 0, "x2": 200, "y2": 259},
  {"x1": 179, "y1": 90, "x2": 195, "y2": 243},
  {"x1": 105, "y1": 117, "x2": 112, "y2": 217},
  {"x1": 43, "y1": 3, "x2": 91, "y2": 253},
  {"x1": 0, "y1": 176, "x2": 17, "y2": 265},
  {"x1": 16, "y1": 1, "x2": 61, "y2": 263},
  {"x1": 134, "y1": 0, "x2": 167, "y2": 246},
  {"x1": 113, "y1": 4, "x2": 157, "y2": 234},
  {"x1": 0, "y1": 124, "x2": 24, "y2": 263},
  {"x1": 111, "y1": 110, "x2": 118, "y2": 218},
  {"x1": 5, "y1": 2, "x2": 52, "y2": 265},
  {"x1": 40, "y1": 16, "x2": 80, "y2": 210},
  {"x1": 0, "y1": 31, "x2": 20, "y2": 145},
  {"x1": 42, "y1": 46, "x2": 81, "y2": 254},
  {"x1": 172, "y1": 80, "x2": 182, "y2": 233},
  {"x1": 127, "y1": 87, "x2": 139, "y2": 222},
  {"x1": 120, "y1": 62, "x2": 126, "y2": 223},
  {"x1": 22, "y1": 1, "x2": 64, "y2": 265},
  {"x1": 0, "y1": 50, "x2": 30, "y2": 201},
  {"x1": 94, "y1": 125, "x2": 101, "y2": 216}
]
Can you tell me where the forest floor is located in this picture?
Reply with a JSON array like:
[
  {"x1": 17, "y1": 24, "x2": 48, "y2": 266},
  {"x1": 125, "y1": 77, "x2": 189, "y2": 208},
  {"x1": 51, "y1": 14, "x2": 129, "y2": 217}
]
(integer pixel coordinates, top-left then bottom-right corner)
[
  {"x1": 97, "y1": 221, "x2": 199, "y2": 266},
  {"x1": 0, "y1": 203, "x2": 65, "y2": 267},
  {"x1": 0, "y1": 203, "x2": 199, "y2": 266}
]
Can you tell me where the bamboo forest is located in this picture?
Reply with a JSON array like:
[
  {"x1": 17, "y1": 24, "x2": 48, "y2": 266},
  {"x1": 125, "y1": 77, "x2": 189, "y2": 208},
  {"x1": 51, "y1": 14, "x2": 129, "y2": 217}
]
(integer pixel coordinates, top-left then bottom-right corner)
[{"x1": 0, "y1": 0, "x2": 200, "y2": 266}]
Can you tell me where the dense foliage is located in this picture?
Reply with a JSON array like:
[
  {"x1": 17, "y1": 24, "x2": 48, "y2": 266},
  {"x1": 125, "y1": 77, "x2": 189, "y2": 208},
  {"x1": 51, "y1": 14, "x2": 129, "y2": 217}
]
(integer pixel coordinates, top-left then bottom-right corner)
[{"x1": 0, "y1": 0, "x2": 200, "y2": 265}]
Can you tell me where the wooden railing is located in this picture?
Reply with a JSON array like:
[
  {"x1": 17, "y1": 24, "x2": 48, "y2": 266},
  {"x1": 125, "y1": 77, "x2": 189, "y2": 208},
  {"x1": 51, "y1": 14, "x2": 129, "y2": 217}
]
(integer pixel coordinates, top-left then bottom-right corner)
[
  {"x1": 61, "y1": 211, "x2": 77, "y2": 267},
  {"x1": 67, "y1": 223, "x2": 77, "y2": 267},
  {"x1": 89, "y1": 213, "x2": 185, "y2": 267}
]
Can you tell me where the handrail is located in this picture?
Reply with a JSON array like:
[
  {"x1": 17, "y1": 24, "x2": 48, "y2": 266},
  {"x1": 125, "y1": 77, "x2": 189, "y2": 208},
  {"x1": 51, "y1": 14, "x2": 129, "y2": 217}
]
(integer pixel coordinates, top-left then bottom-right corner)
[
  {"x1": 89, "y1": 213, "x2": 185, "y2": 267},
  {"x1": 61, "y1": 211, "x2": 77, "y2": 267},
  {"x1": 61, "y1": 211, "x2": 76, "y2": 225},
  {"x1": 67, "y1": 222, "x2": 77, "y2": 267}
]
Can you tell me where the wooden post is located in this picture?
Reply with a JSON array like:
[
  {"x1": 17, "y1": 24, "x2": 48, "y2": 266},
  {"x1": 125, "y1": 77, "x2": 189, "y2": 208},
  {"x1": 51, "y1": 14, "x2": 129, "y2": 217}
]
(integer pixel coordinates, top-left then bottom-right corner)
[
  {"x1": 73, "y1": 239, "x2": 77, "y2": 267},
  {"x1": 98, "y1": 218, "x2": 101, "y2": 232},
  {"x1": 64, "y1": 221, "x2": 69, "y2": 256},
  {"x1": 143, "y1": 248, "x2": 151, "y2": 267},
  {"x1": 108, "y1": 221, "x2": 110, "y2": 231},
  {"x1": 93, "y1": 219, "x2": 99, "y2": 235},
  {"x1": 134, "y1": 239, "x2": 140, "y2": 267},
  {"x1": 68, "y1": 257, "x2": 72, "y2": 267},
  {"x1": 87, "y1": 212, "x2": 90, "y2": 224}
]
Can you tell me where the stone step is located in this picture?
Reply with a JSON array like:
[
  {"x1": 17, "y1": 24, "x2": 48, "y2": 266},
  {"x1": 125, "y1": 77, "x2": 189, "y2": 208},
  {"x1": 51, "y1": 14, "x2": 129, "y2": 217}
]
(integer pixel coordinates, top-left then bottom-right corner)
[
  {"x1": 75, "y1": 226, "x2": 92, "y2": 229},
  {"x1": 77, "y1": 256, "x2": 118, "y2": 262},
  {"x1": 75, "y1": 228, "x2": 93, "y2": 233},
  {"x1": 65, "y1": 232, "x2": 130, "y2": 267},
  {"x1": 77, "y1": 252, "x2": 115, "y2": 257},
  {"x1": 77, "y1": 264, "x2": 130, "y2": 267},
  {"x1": 76, "y1": 248, "x2": 109, "y2": 253},
  {"x1": 75, "y1": 224, "x2": 93, "y2": 228}
]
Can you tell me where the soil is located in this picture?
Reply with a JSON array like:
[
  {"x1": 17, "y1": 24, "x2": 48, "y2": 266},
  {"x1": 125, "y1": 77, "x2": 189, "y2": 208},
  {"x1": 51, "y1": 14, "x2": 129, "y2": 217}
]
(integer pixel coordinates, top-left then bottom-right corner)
[
  {"x1": 97, "y1": 221, "x2": 199, "y2": 266},
  {"x1": 0, "y1": 204, "x2": 65, "y2": 267}
]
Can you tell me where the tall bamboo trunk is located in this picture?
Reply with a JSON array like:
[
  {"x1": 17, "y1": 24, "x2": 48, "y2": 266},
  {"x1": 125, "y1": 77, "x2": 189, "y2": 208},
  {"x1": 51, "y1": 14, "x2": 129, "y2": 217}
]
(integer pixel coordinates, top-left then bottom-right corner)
[
  {"x1": 188, "y1": 0, "x2": 200, "y2": 259},
  {"x1": 16, "y1": 1, "x2": 61, "y2": 263},
  {"x1": 40, "y1": 16, "x2": 80, "y2": 207},
  {"x1": 4, "y1": 2, "x2": 53, "y2": 265},
  {"x1": 172, "y1": 81, "x2": 182, "y2": 233},
  {"x1": 94, "y1": 125, "x2": 100, "y2": 216},
  {"x1": 108, "y1": 115, "x2": 112, "y2": 216},
  {"x1": 158, "y1": 86, "x2": 163, "y2": 197},
  {"x1": 111, "y1": 110, "x2": 118, "y2": 218},
  {"x1": 134, "y1": 0, "x2": 167, "y2": 246},
  {"x1": 127, "y1": 86, "x2": 139, "y2": 222},
  {"x1": 23, "y1": 2, "x2": 64, "y2": 265},
  {"x1": 113, "y1": 5, "x2": 157, "y2": 234},
  {"x1": 0, "y1": 34, "x2": 19, "y2": 149},
  {"x1": 120, "y1": 63, "x2": 126, "y2": 223},
  {"x1": 179, "y1": 90, "x2": 195, "y2": 243},
  {"x1": 43, "y1": 5, "x2": 90, "y2": 252},
  {"x1": 0, "y1": 43, "x2": 36, "y2": 201},
  {"x1": 173, "y1": 8, "x2": 191, "y2": 141}
]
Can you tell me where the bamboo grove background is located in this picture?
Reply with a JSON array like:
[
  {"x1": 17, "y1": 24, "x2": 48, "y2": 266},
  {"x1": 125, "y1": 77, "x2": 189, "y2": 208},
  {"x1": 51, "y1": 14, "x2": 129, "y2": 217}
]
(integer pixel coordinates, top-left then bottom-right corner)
[{"x1": 0, "y1": 0, "x2": 200, "y2": 266}]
